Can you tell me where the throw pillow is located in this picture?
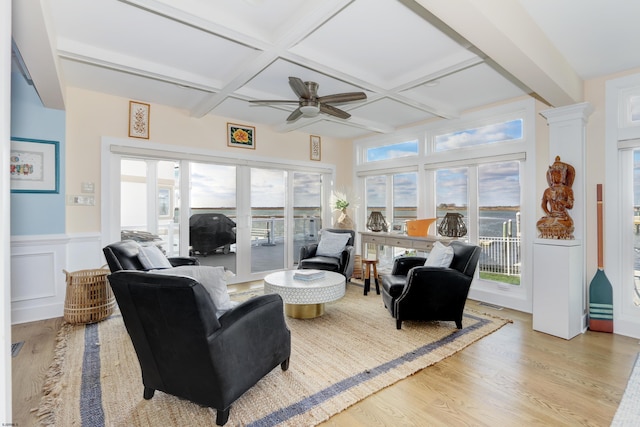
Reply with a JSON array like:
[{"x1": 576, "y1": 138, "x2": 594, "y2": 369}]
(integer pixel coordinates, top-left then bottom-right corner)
[
  {"x1": 424, "y1": 241, "x2": 454, "y2": 268},
  {"x1": 137, "y1": 245, "x2": 173, "y2": 270},
  {"x1": 316, "y1": 231, "x2": 351, "y2": 258},
  {"x1": 152, "y1": 265, "x2": 239, "y2": 318}
]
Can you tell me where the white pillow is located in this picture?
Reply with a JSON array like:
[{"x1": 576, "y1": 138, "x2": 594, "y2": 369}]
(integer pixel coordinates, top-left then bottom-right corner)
[
  {"x1": 316, "y1": 231, "x2": 351, "y2": 258},
  {"x1": 424, "y1": 241, "x2": 454, "y2": 268},
  {"x1": 137, "y1": 245, "x2": 173, "y2": 270},
  {"x1": 152, "y1": 265, "x2": 239, "y2": 318}
]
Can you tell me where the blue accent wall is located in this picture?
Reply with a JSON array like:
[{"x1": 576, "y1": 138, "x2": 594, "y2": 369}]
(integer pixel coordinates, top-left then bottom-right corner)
[{"x1": 10, "y1": 71, "x2": 66, "y2": 235}]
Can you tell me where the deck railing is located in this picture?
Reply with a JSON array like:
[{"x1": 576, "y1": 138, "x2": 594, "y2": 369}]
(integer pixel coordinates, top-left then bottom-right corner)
[{"x1": 478, "y1": 235, "x2": 521, "y2": 276}]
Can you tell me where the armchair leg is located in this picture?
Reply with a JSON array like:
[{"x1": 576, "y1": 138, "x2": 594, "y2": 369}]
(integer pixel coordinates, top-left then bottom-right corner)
[
  {"x1": 216, "y1": 407, "x2": 230, "y2": 426},
  {"x1": 455, "y1": 320, "x2": 463, "y2": 329},
  {"x1": 396, "y1": 319, "x2": 402, "y2": 330},
  {"x1": 143, "y1": 387, "x2": 155, "y2": 400},
  {"x1": 281, "y1": 357, "x2": 290, "y2": 371}
]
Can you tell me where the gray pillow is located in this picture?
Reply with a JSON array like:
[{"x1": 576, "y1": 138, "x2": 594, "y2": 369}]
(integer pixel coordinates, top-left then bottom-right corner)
[
  {"x1": 137, "y1": 245, "x2": 172, "y2": 270},
  {"x1": 316, "y1": 231, "x2": 351, "y2": 258},
  {"x1": 152, "y1": 265, "x2": 239, "y2": 318}
]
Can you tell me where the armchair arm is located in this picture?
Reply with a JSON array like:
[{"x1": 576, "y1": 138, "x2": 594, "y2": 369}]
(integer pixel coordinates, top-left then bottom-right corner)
[
  {"x1": 168, "y1": 256, "x2": 200, "y2": 267},
  {"x1": 391, "y1": 256, "x2": 427, "y2": 276},
  {"x1": 299, "y1": 243, "x2": 319, "y2": 261},
  {"x1": 207, "y1": 294, "x2": 291, "y2": 395},
  {"x1": 398, "y1": 266, "x2": 474, "y2": 307},
  {"x1": 340, "y1": 245, "x2": 355, "y2": 279}
]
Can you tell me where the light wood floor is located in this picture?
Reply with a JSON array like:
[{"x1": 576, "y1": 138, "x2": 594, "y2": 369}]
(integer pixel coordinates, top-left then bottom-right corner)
[{"x1": 11, "y1": 286, "x2": 639, "y2": 426}]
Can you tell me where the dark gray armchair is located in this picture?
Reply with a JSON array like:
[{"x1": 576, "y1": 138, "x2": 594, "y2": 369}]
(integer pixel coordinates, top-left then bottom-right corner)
[
  {"x1": 103, "y1": 240, "x2": 198, "y2": 272},
  {"x1": 107, "y1": 270, "x2": 291, "y2": 426},
  {"x1": 298, "y1": 228, "x2": 356, "y2": 279},
  {"x1": 380, "y1": 241, "x2": 481, "y2": 329}
]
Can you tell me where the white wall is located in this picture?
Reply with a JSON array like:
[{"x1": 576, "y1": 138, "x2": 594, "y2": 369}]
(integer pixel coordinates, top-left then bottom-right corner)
[{"x1": 64, "y1": 87, "x2": 355, "y2": 234}]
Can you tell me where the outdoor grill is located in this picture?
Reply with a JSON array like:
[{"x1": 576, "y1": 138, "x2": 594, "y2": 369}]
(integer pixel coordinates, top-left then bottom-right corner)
[{"x1": 189, "y1": 213, "x2": 236, "y2": 256}]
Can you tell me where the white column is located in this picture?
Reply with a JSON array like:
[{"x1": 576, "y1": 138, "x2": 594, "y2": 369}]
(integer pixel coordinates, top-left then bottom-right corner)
[
  {"x1": 1, "y1": 0, "x2": 12, "y2": 421},
  {"x1": 533, "y1": 103, "x2": 593, "y2": 339}
]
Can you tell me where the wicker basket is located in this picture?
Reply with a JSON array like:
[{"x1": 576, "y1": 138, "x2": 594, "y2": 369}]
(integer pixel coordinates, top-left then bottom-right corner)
[
  {"x1": 352, "y1": 255, "x2": 363, "y2": 280},
  {"x1": 63, "y1": 268, "x2": 115, "y2": 324}
]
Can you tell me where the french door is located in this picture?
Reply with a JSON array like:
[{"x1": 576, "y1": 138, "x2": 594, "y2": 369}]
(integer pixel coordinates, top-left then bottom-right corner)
[{"x1": 105, "y1": 143, "x2": 332, "y2": 284}]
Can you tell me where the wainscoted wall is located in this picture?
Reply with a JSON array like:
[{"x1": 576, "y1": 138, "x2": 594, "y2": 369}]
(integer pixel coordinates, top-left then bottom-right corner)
[{"x1": 10, "y1": 233, "x2": 103, "y2": 324}]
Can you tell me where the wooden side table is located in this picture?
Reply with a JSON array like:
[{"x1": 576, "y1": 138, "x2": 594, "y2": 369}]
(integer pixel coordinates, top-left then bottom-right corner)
[{"x1": 362, "y1": 259, "x2": 380, "y2": 296}]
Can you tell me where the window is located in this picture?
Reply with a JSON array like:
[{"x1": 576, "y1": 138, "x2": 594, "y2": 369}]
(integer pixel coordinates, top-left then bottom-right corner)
[
  {"x1": 355, "y1": 99, "x2": 534, "y2": 312},
  {"x1": 478, "y1": 161, "x2": 521, "y2": 284},
  {"x1": 366, "y1": 140, "x2": 418, "y2": 162},
  {"x1": 393, "y1": 172, "x2": 417, "y2": 223},
  {"x1": 435, "y1": 119, "x2": 523, "y2": 152}
]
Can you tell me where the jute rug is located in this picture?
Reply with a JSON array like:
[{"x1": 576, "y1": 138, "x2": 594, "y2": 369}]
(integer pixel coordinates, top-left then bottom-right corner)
[
  {"x1": 611, "y1": 353, "x2": 640, "y2": 426},
  {"x1": 38, "y1": 283, "x2": 510, "y2": 426}
]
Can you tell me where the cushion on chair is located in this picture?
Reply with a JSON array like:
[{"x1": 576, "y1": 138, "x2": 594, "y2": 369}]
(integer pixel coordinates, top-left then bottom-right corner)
[
  {"x1": 137, "y1": 245, "x2": 173, "y2": 270},
  {"x1": 152, "y1": 265, "x2": 239, "y2": 318},
  {"x1": 298, "y1": 256, "x2": 341, "y2": 272},
  {"x1": 423, "y1": 241, "x2": 454, "y2": 268},
  {"x1": 315, "y1": 231, "x2": 351, "y2": 258}
]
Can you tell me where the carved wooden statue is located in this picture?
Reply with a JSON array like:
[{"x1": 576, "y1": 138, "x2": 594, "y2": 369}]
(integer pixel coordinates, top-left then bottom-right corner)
[{"x1": 537, "y1": 156, "x2": 575, "y2": 239}]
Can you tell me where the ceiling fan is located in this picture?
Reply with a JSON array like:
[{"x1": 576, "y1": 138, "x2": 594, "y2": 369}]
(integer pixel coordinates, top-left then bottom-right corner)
[{"x1": 250, "y1": 76, "x2": 366, "y2": 122}]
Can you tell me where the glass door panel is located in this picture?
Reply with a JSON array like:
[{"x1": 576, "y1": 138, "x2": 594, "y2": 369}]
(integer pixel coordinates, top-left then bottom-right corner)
[
  {"x1": 156, "y1": 160, "x2": 180, "y2": 256},
  {"x1": 119, "y1": 158, "x2": 180, "y2": 255},
  {"x1": 189, "y1": 162, "x2": 237, "y2": 273},
  {"x1": 251, "y1": 168, "x2": 285, "y2": 273},
  {"x1": 293, "y1": 172, "x2": 322, "y2": 264}
]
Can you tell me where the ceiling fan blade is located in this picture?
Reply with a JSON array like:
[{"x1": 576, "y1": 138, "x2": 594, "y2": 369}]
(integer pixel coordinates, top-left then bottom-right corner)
[
  {"x1": 318, "y1": 92, "x2": 366, "y2": 105},
  {"x1": 319, "y1": 103, "x2": 351, "y2": 119},
  {"x1": 289, "y1": 77, "x2": 311, "y2": 99},
  {"x1": 286, "y1": 107, "x2": 303, "y2": 122},
  {"x1": 249, "y1": 99, "x2": 300, "y2": 104}
]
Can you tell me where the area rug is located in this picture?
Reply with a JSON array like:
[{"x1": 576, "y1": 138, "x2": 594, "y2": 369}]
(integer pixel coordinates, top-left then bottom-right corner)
[
  {"x1": 611, "y1": 353, "x2": 640, "y2": 426},
  {"x1": 38, "y1": 284, "x2": 510, "y2": 426}
]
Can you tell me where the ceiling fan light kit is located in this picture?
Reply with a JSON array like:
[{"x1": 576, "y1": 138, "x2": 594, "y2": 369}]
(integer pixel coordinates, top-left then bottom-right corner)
[{"x1": 250, "y1": 76, "x2": 366, "y2": 123}]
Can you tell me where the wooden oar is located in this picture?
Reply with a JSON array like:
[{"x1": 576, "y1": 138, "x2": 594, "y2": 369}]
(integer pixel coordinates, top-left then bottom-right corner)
[{"x1": 589, "y1": 184, "x2": 613, "y2": 332}]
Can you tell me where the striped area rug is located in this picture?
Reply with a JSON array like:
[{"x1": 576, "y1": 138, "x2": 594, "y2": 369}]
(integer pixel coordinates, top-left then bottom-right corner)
[
  {"x1": 611, "y1": 353, "x2": 640, "y2": 426},
  {"x1": 38, "y1": 284, "x2": 510, "y2": 426}
]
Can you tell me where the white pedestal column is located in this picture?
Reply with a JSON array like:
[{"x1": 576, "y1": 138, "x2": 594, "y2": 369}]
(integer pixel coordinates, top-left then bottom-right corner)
[
  {"x1": 533, "y1": 239, "x2": 584, "y2": 339},
  {"x1": 534, "y1": 103, "x2": 593, "y2": 339}
]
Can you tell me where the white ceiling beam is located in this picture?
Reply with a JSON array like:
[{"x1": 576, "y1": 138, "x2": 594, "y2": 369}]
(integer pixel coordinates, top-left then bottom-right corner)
[
  {"x1": 11, "y1": 0, "x2": 65, "y2": 109},
  {"x1": 405, "y1": 0, "x2": 583, "y2": 107}
]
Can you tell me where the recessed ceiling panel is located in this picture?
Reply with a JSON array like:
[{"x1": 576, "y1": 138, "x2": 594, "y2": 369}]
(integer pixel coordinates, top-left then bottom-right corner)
[
  {"x1": 297, "y1": 120, "x2": 374, "y2": 139},
  {"x1": 349, "y1": 98, "x2": 436, "y2": 128},
  {"x1": 239, "y1": 59, "x2": 370, "y2": 100},
  {"x1": 61, "y1": 60, "x2": 212, "y2": 110},
  {"x1": 50, "y1": 0, "x2": 260, "y2": 84},
  {"x1": 402, "y1": 63, "x2": 526, "y2": 113},
  {"x1": 290, "y1": 0, "x2": 473, "y2": 88}
]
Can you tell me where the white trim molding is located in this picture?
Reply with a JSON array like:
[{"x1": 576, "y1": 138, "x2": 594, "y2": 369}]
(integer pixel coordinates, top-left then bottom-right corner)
[{"x1": 10, "y1": 233, "x2": 103, "y2": 324}]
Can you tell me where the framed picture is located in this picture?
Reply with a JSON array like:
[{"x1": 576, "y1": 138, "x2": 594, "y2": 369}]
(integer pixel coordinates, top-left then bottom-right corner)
[
  {"x1": 129, "y1": 101, "x2": 150, "y2": 139},
  {"x1": 391, "y1": 220, "x2": 406, "y2": 234},
  {"x1": 310, "y1": 135, "x2": 321, "y2": 161},
  {"x1": 227, "y1": 123, "x2": 255, "y2": 149},
  {"x1": 10, "y1": 137, "x2": 60, "y2": 193}
]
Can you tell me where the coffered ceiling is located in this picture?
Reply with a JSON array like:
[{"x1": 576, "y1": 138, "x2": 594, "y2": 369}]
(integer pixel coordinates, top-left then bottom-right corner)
[{"x1": 11, "y1": 0, "x2": 640, "y2": 139}]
